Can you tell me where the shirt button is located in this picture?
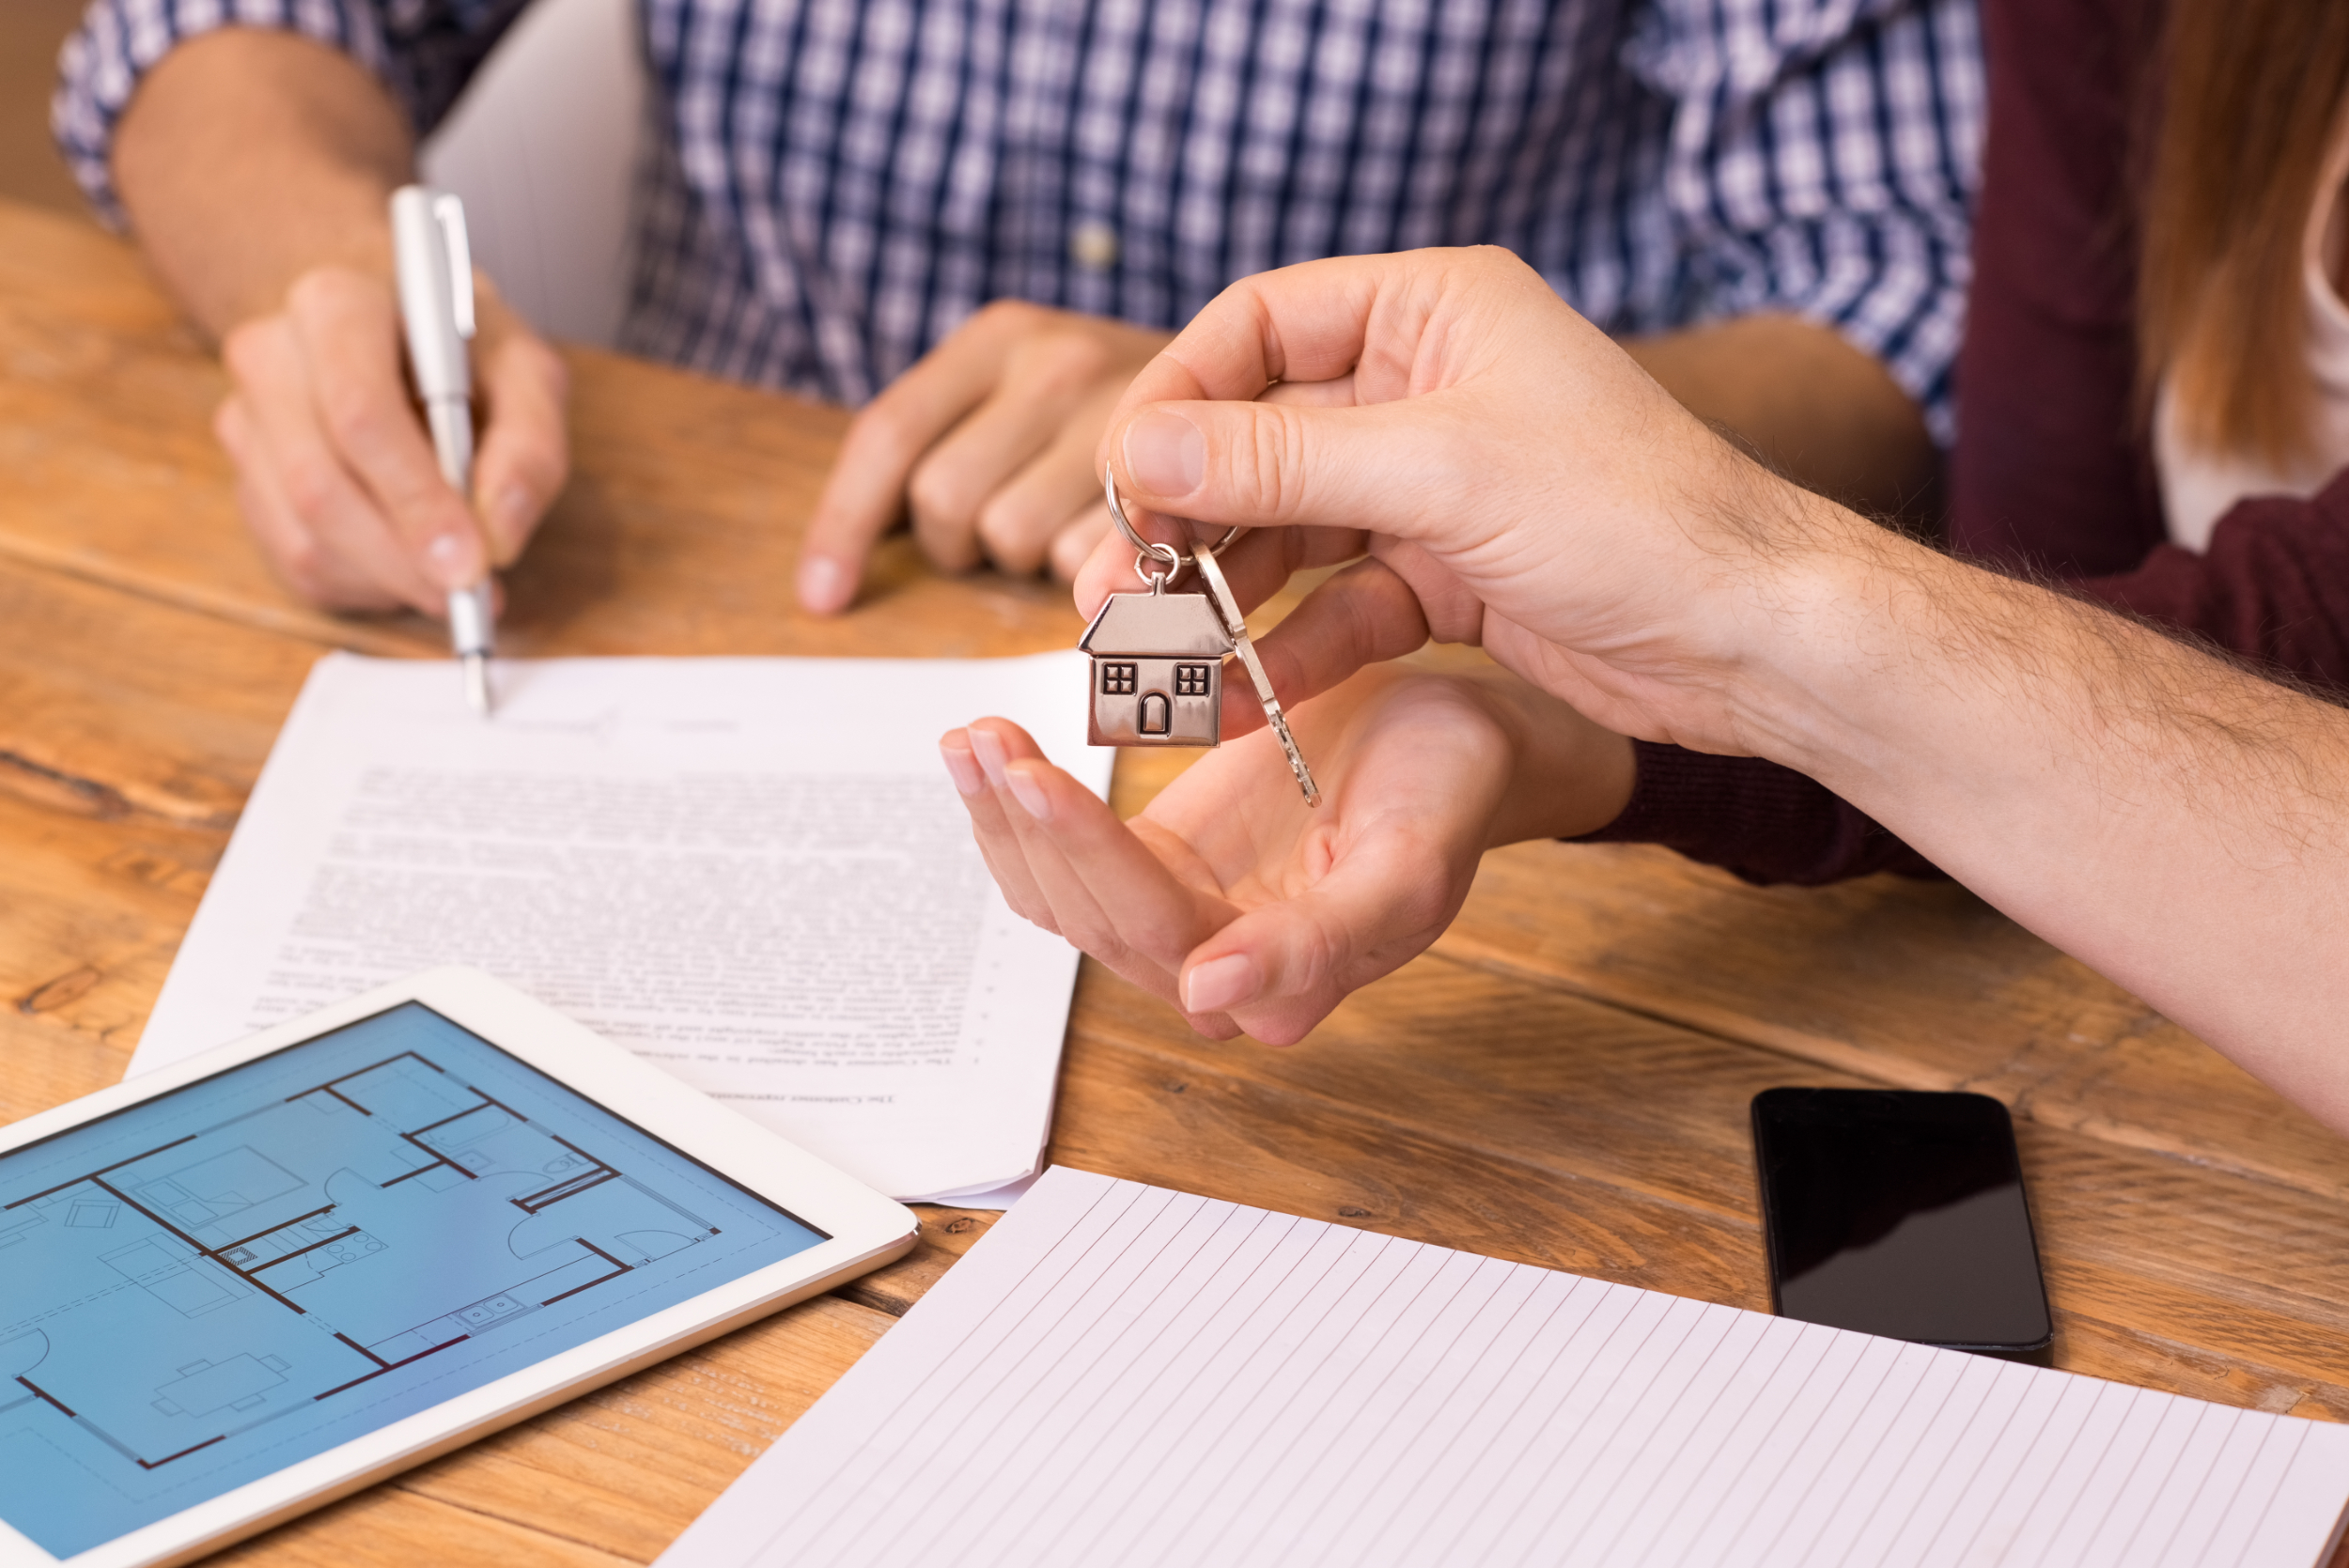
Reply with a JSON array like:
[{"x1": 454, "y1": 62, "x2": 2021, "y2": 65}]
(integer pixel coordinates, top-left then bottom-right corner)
[{"x1": 1070, "y1": 220, "x2": 1119, "y2": 271}]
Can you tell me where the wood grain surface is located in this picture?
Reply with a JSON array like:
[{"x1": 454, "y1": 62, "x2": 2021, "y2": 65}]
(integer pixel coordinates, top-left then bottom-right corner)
[{"x1": 5, "y1": 195, "x2": 2348, "y2": 1565}]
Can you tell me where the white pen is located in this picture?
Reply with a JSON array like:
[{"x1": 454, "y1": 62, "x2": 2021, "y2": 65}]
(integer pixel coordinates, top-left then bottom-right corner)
[{"x1": 391, "y1": 185, "x2": 496, "y2": 717}]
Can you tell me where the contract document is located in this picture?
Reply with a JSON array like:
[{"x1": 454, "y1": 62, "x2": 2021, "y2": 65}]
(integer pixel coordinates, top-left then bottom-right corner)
[
  {"x1": 134, "y1": 653, "x2": 1112, "y2": 1203},
  {"x1": 660, "y1": 1169, "x2": 2349, "y2": 1568}
]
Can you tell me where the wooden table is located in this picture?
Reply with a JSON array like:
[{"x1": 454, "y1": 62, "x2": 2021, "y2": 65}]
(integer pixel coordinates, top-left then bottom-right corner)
[{"x1": 6, "y1": 194, "x2": 2349, "y2": 1565}]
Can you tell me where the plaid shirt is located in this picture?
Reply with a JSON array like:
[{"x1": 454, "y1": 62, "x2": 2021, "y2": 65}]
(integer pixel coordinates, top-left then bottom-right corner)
[{"x1": 56, "y1": 0, "x2": 1982, "y2": 442}]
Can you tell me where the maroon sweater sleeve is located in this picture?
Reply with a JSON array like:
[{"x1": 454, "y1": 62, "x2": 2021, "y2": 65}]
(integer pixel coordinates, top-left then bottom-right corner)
[
  {"x1": 1578, "y1": 0, "x2": 2235, "y2": 887},
  {"x1": 1580, "y1": 464, "x2": 2349, "y2": 886},
  {"x1": 2072, "y1": 473, "x2": 2349, "y2": 679}
]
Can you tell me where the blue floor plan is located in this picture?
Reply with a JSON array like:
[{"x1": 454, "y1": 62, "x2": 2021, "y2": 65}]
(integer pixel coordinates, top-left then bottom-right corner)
[{"x1": 0, "y1": 1004, "x2": 826, "y2": 1560}]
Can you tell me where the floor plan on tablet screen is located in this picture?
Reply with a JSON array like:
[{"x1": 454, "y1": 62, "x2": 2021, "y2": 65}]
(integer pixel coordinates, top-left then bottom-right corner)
[{"x1": 0, "y1": 1004, "x2": 825, "y2": 1560}]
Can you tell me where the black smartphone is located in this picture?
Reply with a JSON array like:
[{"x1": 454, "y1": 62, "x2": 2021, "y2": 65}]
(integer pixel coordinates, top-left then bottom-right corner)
[{"x1": 1751, "y1": 1087, "x2": 2052, "y2": 1357}]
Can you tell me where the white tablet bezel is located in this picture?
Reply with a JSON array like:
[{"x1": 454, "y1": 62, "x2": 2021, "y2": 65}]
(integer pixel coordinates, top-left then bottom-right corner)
[{"x1": 0, "y1": 966, "x2": 919, "y2": 1568}]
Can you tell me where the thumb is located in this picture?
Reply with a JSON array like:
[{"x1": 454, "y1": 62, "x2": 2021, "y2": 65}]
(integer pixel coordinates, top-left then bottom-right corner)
[
  {"x1": 1176, "y1": 827, "x2": 1465, "y2": 1045},
  {"x1": 1110, "y1": 399, "x2": 1447, "y2": 540}
]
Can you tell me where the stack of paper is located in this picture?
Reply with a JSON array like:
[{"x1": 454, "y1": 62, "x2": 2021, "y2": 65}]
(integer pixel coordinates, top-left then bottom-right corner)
[
  {"x1": 660, "y1": 1168, "x2": 2349, "y2": 1568},
  {"x1": 135, "y1": 653, "x2": 1112, "y2": 1203}
]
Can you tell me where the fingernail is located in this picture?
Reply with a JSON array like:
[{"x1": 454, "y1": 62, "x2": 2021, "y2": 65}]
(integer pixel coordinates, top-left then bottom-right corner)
[
  {"x1": 426, "y1": 531, "x2": 476, "y2": 586},
  {"x1": 1003, "y1": 763, "x2": 1052, "y2": 822},
  {"x1": 799, "y1": 555, "x2": 850, "y2": 613},
  {"x1": 1124, "y1": 409, "x2": 1205, "y2": 497},
  {"x1": 940, "y1": 737, "x2": 985, "y2": 798},
  {"x1": 1183, "y1": 953, "x2": 1261, "y2": 1014},
  {"x1": 968, "y1": 725, "x2": 1011, "y2": 787}
]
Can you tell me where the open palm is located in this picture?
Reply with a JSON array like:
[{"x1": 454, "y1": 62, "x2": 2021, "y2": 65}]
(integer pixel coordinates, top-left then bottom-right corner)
[{"x1": 941, "y1": 664, "x2": 1629, "y2": 1044}]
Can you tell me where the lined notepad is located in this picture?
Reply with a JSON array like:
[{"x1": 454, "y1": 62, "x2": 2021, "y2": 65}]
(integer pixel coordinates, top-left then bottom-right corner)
[{"x1": 659, "y1": 1169, "x2": 2349, "y2": 1568}]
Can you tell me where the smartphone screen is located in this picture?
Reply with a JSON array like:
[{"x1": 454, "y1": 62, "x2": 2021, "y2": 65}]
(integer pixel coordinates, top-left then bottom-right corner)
[{"x1": 1751, "y1": 1087, "x2": 2052, "y2": 1355}]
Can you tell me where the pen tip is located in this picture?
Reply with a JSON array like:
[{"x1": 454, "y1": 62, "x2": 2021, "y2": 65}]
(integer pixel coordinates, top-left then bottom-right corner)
[{"x1": 463, "y1": 654, "x2": 492, "y2": 718}]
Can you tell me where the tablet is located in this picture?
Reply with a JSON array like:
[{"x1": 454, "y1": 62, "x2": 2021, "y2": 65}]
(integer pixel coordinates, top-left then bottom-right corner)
[{"x1": 0, "y1": 967, "x2": 918, "y2": 1568}]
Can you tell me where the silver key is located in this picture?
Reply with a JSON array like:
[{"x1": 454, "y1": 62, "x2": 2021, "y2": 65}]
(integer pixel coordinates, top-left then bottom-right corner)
[{"x1": 1191, "y1": 541, "x2": 1322, "y2": 808}]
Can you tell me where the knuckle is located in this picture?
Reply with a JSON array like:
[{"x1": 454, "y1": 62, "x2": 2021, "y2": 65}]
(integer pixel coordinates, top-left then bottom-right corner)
[
  {"x1": 974, "y1": 498, "x2": 1049, "y2": 576},
  {"x1": 906, "y1": 458, "x2": 974, "y2": 536},
  {"x1": 1220, "y1": 406, "x2": 1309, "y2": 521},
  {"x1": 211, "y1": 396, "x2": 245, "y2": 450},
  {"x1": 533, "y1": 341, "x2": 571, "y2": 396},
  {"x1": 316, "y1": 383, "x2": 388, "y2": 451},
  {"x1": 849, "y1": 398, "x2": 919, "y2": 460},
  {"x1": 1060, "y1": 914, "x2": 1127, "y2": 967},
  {"x1": 220, "y1": 319, "x2": 284, "y2": 383},
  {"x1": 972, "y1": 298, "x2": 1041, "y2": 335},
  {"x1": 286, "y1": 264, "x2": 371, "y2": 318},
  {"x1": 1018, "y1": 330, "x2": 1114, "y2": 394},
  {"x1": 272, "y1": 533, "x2": 323, "y2": 591},
  {"x1": 276, "y1": 456, "x2": 340, "y2": 522},
  {"x1": 282, "y1": 272, "x2": 340, "y2": 327},
  {"x1": 1048, "y1": 513, "x2": 1108, "y2": 580},
  {"x1": 497, "y1": 438, "x2": 566, "y2": 498}
]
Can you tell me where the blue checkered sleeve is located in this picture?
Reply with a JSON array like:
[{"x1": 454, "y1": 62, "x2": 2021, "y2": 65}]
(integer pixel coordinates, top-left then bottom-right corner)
[
  {"x1": 1636, "y1": 0, "x2": 1983, "y2": 445},
  {"x1": 52, "y1": 0, "x2": 525, "y2": 228}
]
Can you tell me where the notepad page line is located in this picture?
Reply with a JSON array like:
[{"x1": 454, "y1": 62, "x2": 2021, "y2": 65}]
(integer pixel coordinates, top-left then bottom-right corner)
[
  {"x1": 1956, "y1": 1376, "x2": 2131, "y2": 1568},
  {"x1": 968, "y1": 1197, "x2": 1342, "y2": 1568},
  {"x1": 951, "y1": 1197, "x2": 1301, "y2": 1568},
  {"x1": 1483, "y1": 1292, "x2": 1719, "y2": 1562},
  {"x1": 1577, "y1": 1310, "x2": 1793, "y2": 1566},
  {"x1": 1729, "y1": 1335, "x2": 1931, "y2": 1568},
  {"x1": 1868, "y1": 1355, "x2": 2043, "y2": 1565},
  {"x1": 1112, "y1": 1226, "x2": 1429, "y2": 1568},
  {"x1": 1672, "y1": 1314, "x2": 1907, "y2": 1559},
  {"x1": 1268, "y1": 1258, "x2": 1579, "y2": 1568},
  {"x1": 845, "y1": 1186, "x2": 1237, "y2": 1566},
  {"x1": 1297, "y1": 1267, "x2": 1607, "y2": 1568},
  {"x1": 1162, "y1": 1245, "x2": 1512, "y2": 1568},
  {"x1": 942, "y1": 1200, "x2": 1341, "y2": 1568},
  {"x1": 1050, "y1": 1218, "x2": 1412, "y2": 1567},
  {"x1": 2008, "y1": 1379, "x2": 2154, "y2": 1568},
  {"x1": 1657, "y1": 1321, "x2": 1894, "y2": 1568},
  {"x1": 2122, "y1": 1402, "x2": 2235, "y2": 1566},
  {"x1": 964, "y1": 1199, "x2": 1330, "y2": 1568},
  {"x1": 740, "y1": 1173, "x2": 1153, "y2": 1561},
  {"x1": 2215, "y1": 1421, "x2": 2313, "y2": 1568},
  {"x1": 1217, "y1": 1250, "x2": 1591, "y2": 1568},
  {"x1": 822, "y1": 1190, "x2": 1346, "y2": 1567},
  {"x1": 1603, "y1": 1313, "x2": 1814, "y2": 1568},
  {"x1": 2165, "y1": 1405, "x2": 2266, "y2": 1568},
  {"x1": 2165, "y1": 1407, "x2": 2281, "y2": 1568}
]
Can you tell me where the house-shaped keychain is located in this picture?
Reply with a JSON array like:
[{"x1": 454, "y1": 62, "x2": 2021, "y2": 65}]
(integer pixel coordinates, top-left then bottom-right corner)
[{"x1": 1077, "y1": 588, "x2": 1233, "y2": 746}]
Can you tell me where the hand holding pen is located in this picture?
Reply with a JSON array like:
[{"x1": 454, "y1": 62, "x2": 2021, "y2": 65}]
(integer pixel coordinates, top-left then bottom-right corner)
[
  {"x1": 392, "y1": 186, "x2": 501, "y2": 715},
  {"x1": 209, "y1": 222, "x2": 566, "y2": 627}
]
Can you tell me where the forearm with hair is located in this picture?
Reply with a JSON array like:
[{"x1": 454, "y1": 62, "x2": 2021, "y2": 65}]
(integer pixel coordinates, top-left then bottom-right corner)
[
  {"x1": 1743, "y1": 510, "x2": 2349, "y2": 1122},
  {"x1": 113, "y1": 29, "x2": 415, "y2": 339}
]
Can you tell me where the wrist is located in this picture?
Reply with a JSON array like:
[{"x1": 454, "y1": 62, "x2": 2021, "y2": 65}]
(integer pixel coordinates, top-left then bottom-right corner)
[{"x1": 1707, "y1": 498, "x2": 1960, "y2": 782}]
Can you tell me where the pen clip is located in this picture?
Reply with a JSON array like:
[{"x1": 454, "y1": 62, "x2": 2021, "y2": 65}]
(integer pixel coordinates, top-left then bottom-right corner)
[{"x1": 435, "y1": 193, "x2": 475, "y2": 341}]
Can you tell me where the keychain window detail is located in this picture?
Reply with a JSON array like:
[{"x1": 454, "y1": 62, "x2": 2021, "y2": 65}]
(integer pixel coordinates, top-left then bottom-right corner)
[
  {"x1": 1100, "y1": 662, "x2": 1138, "y2": 695},
  {"x1": 1174, "y1": 663, "x2": 1213, "y2": 696}
]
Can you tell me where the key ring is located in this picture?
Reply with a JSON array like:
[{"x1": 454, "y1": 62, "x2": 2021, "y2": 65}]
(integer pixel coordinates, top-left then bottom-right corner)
[{"x1": 1104, "y1": 464, "x2": 1242, "y2": 592}]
